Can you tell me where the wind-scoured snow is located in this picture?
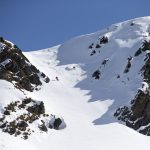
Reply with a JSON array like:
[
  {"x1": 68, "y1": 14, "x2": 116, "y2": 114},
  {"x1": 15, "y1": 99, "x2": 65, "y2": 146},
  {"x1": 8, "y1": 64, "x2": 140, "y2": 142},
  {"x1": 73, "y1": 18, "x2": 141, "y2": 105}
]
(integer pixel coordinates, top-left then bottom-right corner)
[{"x1": 1, "y1": 16, "x2": 150, "y2": 150}]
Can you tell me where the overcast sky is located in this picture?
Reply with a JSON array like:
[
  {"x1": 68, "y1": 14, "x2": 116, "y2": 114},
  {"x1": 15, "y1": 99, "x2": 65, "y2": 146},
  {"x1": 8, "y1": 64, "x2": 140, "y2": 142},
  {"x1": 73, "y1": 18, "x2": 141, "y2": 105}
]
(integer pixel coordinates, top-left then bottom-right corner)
[{"x1": 0, "y1": 0, "x2": 150, "y2": 51}]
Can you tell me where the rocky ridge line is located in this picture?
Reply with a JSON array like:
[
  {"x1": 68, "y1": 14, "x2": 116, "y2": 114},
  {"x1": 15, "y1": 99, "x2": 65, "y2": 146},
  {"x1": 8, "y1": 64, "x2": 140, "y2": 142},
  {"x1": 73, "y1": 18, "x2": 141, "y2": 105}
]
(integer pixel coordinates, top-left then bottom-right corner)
[
  {"x1": 0, "y1": 37, "x2": 50, "y2": 91},
  {"x1": 114, "y1": 40, "x2": 150, "y2": 136}
]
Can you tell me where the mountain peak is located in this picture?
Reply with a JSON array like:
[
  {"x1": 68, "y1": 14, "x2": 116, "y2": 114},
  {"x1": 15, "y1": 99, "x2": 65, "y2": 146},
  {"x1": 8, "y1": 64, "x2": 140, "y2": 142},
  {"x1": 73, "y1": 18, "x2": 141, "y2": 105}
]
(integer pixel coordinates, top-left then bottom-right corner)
[
  {"x1": 0, "y1": 37, "x2": 50, "y2": 91},
  {"x1": 57, "y1": 16, "x2": 150, "y2": 135},
  {"x1": 1, "y1": 17, "x2": 150, "y2": 149}
]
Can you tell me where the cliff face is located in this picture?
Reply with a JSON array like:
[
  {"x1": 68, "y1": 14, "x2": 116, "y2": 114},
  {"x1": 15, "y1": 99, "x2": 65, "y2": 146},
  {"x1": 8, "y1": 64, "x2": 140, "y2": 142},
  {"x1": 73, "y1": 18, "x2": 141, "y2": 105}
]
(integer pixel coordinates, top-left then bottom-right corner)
[
  {"x1": 0, "y1": 37, "x2": 49, "y2": 91},
  {"x1": 114, "y1": 41, "x2": 150, "y2": 135}
]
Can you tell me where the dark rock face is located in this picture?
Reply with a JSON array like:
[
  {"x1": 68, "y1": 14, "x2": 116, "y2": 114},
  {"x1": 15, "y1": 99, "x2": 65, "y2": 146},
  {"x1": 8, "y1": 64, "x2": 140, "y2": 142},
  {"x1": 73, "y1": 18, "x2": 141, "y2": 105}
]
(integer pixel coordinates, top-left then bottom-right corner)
[
  {"x1": 49, "y1": 116, "x2": 64, "y2": 130},
  {"x1": 92, "y1": 70, "x2": 101, "y2": 79},
  {"x1": 0, "y1": 37, "x2": 50, "y2": 91},
  {"x1": 53, "y1": 118, "x2": 62, "y2": 130},
  {"x1": 114, "y1": 40, "x2": 150, "y2": 136},
  {"x1": 17, "y1": 121, "x2": 28, "y2": 131},
  {"x1": 38, "y1": 121, "x2": 48, "y2": 132},
  {"x1": 27, "y1": 101, "x2": 45, "y2": 115},
  {"x1": 4, "y1": 110, "x2": 10, "y2": 115},
  {"x1": 22, "y1": 98, "x2": 32, "y2": 104},
  {"x1": 100, "y1": 36, "x2": 108, "y2": 44},
  {"x1": 114, "y1": 90, "x2": 150, "y2": 135},
  {"x1": 134, "y1": 40, "x2": 150, "y2": 56},
  {"x1": 131, "y1": 91, "x2": 150, "y2": 119},
  {"x1": 95, "y1": 44, "x2": 101, "y2": 48},
  {"x1": 124, "y1": 57, "x2": 132, "y2": 73}
]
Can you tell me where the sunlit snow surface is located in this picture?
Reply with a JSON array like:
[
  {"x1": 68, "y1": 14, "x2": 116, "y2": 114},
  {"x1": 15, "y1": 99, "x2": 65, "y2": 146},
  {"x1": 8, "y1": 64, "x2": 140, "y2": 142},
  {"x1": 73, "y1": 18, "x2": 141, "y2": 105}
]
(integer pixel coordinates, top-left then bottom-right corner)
[{"x1": 1, "y1": 17, "x2": 150, "y2": 150}]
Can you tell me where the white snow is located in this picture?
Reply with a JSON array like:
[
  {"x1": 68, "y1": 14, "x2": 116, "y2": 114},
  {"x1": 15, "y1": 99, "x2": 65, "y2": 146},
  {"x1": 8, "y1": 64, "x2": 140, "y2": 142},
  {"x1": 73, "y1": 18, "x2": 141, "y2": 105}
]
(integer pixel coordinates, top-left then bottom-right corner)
[
  {"x1": 1, "y1": 16, "x2": 150, "y2": 150},
  {"x1": 115, "y1": 38, "x2": 141, "y2": 48}
]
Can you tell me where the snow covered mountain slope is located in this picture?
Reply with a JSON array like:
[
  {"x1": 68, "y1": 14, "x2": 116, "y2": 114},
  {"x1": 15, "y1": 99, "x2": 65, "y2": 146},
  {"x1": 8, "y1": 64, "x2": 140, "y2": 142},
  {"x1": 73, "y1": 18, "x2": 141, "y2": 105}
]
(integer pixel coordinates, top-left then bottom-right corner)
[{"x1": 1, "y1": 16, "x2": 150, "y2": 150}]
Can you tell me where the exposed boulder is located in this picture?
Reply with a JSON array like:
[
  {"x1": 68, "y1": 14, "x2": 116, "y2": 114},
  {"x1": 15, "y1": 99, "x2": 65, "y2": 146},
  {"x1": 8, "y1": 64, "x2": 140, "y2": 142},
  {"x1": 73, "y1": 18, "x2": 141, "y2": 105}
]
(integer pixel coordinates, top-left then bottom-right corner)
[
  {"x1": 95, "y1": 44, "x2": 101, "y2": 48},
  {"x1": 90, "y1": 50, "x2": 96, "y2": 56},
  {"x1": 45, "y1": 77, "x2": 50, "y2": 83},
  {"x1": 124, "y1": 57, "x2": 132, "y2": 73},
  {"x1": 53, "y1": 118, "x2": 62, "y2": 130},
  {"x1": 88, "y1": 43, "x2": 94, "y2": 49},
  {"x1": 0, "y1": 122, "x2": 7, "y2": 128},
  {"x1": 101, "y1": 59, "x2": 109, "y2": 66},
  {"x1": 49, "y1": 116, "x2": 64, "y2": 130},
  {"x1": 92, "y1": 70, "x2": 101, "y2": 79},
  {"x1": 100, "y1": 36, "x2": 108, "y2": 44},
  {"x1": 29, "y1": 74, "x2": 42, "y2": 85},
  {"x1": 134, "y1": 48, "x2": 142, "y2": 56},
  {"x1": 4, "y1": 110, "x2": 10, "y2": 115},
  {"x1": 22, "y1": 98, "x2": 32, "y2": 104},
  {"x1": 38, "y1": 120, "x2": 48, "y2": 132},
  {"x1": 17, "y1": 121, "x2": 28, "y2": 131},
  {"x1": 27, "y1": 101, "x2": 45, "y2": 115}
]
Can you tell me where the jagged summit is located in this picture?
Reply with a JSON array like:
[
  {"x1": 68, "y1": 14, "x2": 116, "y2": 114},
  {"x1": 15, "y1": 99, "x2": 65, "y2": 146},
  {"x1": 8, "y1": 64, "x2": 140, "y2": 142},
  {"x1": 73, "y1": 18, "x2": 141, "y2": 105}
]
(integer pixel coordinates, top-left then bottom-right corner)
[{"x1": 1, "y1": 17, "x2": 150, "y2": 150}]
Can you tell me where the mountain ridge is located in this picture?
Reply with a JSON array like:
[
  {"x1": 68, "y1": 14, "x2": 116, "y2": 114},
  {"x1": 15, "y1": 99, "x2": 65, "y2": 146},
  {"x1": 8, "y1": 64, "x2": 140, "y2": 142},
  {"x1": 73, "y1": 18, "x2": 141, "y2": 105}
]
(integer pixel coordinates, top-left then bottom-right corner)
[{"x1": 1, "y1": 16, "x2": 150, "y2": 150}]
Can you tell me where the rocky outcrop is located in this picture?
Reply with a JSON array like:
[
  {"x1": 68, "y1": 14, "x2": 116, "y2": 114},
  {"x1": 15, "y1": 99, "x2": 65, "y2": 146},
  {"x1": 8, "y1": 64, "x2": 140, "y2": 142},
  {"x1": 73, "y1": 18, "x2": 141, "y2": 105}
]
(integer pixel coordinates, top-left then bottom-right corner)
[
  {"x1": 92, "y1": 70, "x2": 101, "y2": 79},
  {"x1": 134, "y1": 40, "x2": 150, "y2": 56},
  {"x1": 88, "y1": 36, "x2": 108, "y2": 56},
  {"x1": 114, "y1": 90, "x2": 150, "y2": 135},
  {"x1": 0, "y1": 98, "x2": 66, "y2": 139},
  {"x1": 114, "y1": 40, "x2": 150, "y2": 136},
  {"x1": 0, "y1": 38, "x2": 66, "y2": 139},
  {"x1": 0, "y1": 37, "x2": 50, "y2": 91},
  {"x1": 124, "y1": 57, "x2": 132, "y2": 73}
]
